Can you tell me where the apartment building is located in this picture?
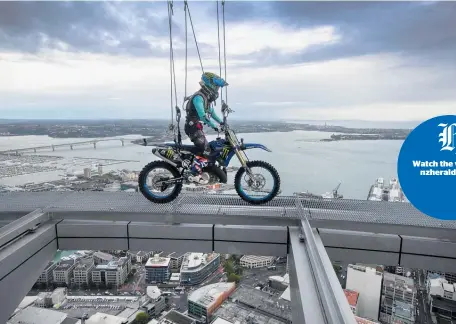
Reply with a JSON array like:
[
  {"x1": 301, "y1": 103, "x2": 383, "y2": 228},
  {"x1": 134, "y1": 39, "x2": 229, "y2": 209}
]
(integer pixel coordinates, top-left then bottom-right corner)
[
  {"x1": 92, "y1": 256, "x2": 131, "y2": 287},
  {"x1": 36, "y1": 262, "x2": 57, "y2": 285},
  {"x1": 52, "y1": 260, "x2": 76, "y2": 286},
  {"x1": 380, "y1": 272, "x2": 416, "y2": 324},
  {"x1": 72, "y1": 257, "x2": 95, "y2": 286}
]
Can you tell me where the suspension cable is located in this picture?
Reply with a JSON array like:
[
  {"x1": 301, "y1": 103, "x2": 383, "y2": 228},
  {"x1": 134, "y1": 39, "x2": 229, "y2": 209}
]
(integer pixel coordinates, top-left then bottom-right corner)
[
  {"x1": 216, "y1": 0, "x2": 223, "y2": 106},
  {"x1": 167, "y1": 0, "x2": 180, "y2": 145},
  {"x1": 222, "y1": 0, "x2": 228, "y2": 104},
  {"x1": 167, "y1": 1, "x2": 174, "y2": 126},
  {"x1": 184, "y1": 1, "x2": 188, "y2": 99},
  {"x1": 186, "y1": 3, "x2": 204, "y2": 73}
]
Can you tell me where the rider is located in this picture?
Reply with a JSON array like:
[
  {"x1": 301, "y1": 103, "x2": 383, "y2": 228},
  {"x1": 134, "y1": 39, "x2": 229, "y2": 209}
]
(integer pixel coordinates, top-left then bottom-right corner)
[{"x1": 184, "y1": 72, "x2": 228, "y2": 175}]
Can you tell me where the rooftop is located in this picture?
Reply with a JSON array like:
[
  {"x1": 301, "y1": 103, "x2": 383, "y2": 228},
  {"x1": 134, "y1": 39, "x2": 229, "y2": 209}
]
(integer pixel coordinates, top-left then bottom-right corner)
[
  {"x1": 214, "y1": 301, "x2": 285, "y2": 324},
  {"x1": 55, "y1": 259, "x2": 75, "y2": 271},
  {"x1": 211, "y1": 318, "x2": 233, "y2": 324},
  {"x1": 147, "y1": 286, "x2": 162, "y2": 300},
  {"x1": 159, "y1": 310, "x2": 195, "y2": 324},
  {"x1": 383, "y1": 272, "x2": 416, "y2": 292},
  {"x1": 86, "y1": 312, "x2": 127, "y2": 324},
  {"x1": 74, "y1": 257, "x2": 94, "y2": 270},
  {"x1": 188, "y1": 282, "x2": 235, "y2": 307},
  {"x1": 240, "y1": 255, "x2": 275, "y2": 263},
  {"x1": 181, "y1": 253, "x2": 219, "y2": 272},
  {"x1": 8, "y1": 306, "x2": 68, "y2": 324},
  {"x1": 146, "y1": 255, "x2": 171, "y2": 267},
  {"x1": 93, "y1": 251, "x2": 114, "y2": 262},
  {"x1": 344, "y1": 289, "x2": 359, "y2": 307},
  {"x1": 95, "y1": 257, "x2": 128, "y2": 271},
  {"x1": 128, "y1": 250, "x2": 150, "y2": 257},
  {"x1": 167, "y1": 252, "x2": 187, "y2": 260},
  {"x1": 231, "y1": 286, "x2": 292, "y2": 321}
]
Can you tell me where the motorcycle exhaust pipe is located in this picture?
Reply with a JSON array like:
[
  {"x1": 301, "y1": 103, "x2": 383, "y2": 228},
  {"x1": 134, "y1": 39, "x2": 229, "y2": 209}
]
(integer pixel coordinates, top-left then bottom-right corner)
[{"x1": 152, "y1": 148, "x2": 178, "y2": 168}]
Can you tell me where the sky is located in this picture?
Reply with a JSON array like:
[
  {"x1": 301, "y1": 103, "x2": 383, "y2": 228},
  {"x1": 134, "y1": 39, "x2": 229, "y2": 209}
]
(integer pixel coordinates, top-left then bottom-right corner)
[{"x1": 1, "y1": 1, "x2": 455, "y2": 122}]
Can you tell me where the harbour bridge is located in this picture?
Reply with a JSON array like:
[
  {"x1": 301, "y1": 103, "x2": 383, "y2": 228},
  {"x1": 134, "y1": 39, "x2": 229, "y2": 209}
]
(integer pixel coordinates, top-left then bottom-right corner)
[
  {"x1": 0, "y1": 191, "x2": 455, "y2": 324},
  {"x1": 0, "y1": 138, "x2": 128, "y2": 155}
]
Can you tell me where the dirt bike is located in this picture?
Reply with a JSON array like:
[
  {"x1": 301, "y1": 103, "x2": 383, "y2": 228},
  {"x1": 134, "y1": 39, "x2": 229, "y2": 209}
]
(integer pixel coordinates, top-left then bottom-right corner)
[{"x1": 136, "y1": 103, "x2": 281, "y2": 205}]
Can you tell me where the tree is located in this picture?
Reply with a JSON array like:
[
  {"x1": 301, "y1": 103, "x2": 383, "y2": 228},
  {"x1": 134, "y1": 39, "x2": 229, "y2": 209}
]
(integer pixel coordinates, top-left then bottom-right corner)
[
  {"x1": 223, "y1": 261, "x2": 234, "y2": 274},
  {"x1": 227, "y1": 273, "x2": 241, "y2": 283},
  {"x1": 135, "y1": 312, "x2": 149, "y2": 324}
]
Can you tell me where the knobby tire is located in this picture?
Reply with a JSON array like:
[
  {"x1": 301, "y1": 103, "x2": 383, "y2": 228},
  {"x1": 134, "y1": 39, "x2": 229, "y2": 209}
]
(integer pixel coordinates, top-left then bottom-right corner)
[
  {"x1": 139, "y1": 161, "x2": 182, "y2": 203},
  {"x1": 234, "y1": 160, "x2": 281, "y2": 205}
]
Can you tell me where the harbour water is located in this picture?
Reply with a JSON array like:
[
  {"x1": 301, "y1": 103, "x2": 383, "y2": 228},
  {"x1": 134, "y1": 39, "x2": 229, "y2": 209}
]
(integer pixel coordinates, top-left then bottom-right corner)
[{"x1": 0, "y1": 130, "x2": 403, "y2": 199}]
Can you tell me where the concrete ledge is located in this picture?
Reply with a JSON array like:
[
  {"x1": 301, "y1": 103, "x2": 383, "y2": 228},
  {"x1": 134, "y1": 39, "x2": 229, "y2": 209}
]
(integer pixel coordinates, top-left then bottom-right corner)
[
  {"x1": 58, "y1": 238, "x2": 128, "y2": 250},
  {"x1": 129, "y1": 222, "x2": 213, "y2": 240},
  {"x1": 214, "y1": 241, "x2": 287, "y2": 257},
  {"x1": 318, "y1": 229, "x2": 400, "y2": 252},
  {"x1": 57, "y1": 220, "x2": 129, "y2": 238},
  {"x1": 129, "y1": 239, "x2": 212, "y2": 253},
  {"x1": 402, "y1": 236, "x2": 456, "y2": 258},
  {"x1": 0, "y1": 239, "x2": 56, "y2": 324},
  {"x1": 0, "y1": 224, "x2": 56, "y2": 280},
  {"x1": 214, "y1": 225, "x2": 287, "y2": 244},
  {"x1": 326, "y1": 248, "x2": 400, "y2": 267}
]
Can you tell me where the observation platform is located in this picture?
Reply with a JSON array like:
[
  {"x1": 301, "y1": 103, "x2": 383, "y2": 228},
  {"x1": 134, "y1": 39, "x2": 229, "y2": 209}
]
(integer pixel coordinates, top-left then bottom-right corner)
[{"x1": 1, "y1": 191, "x2": 455, "y2": 324}]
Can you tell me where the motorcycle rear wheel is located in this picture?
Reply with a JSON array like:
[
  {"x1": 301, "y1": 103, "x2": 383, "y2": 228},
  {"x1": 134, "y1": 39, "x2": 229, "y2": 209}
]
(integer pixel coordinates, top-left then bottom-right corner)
[{"x1": 139, "y1": 161, "x2": 182, "y2": 203}]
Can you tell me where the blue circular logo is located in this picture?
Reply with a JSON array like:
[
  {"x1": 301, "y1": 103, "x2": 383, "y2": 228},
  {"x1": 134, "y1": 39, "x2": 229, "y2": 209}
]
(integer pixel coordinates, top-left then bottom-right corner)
[{"x1": 398, "y1": 115, "x2": 456, "y2": 220}]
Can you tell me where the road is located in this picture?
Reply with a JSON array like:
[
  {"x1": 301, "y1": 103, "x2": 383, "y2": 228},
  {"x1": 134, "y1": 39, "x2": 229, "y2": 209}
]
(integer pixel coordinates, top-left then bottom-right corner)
[{"x1": 413, "y1": 269, "x2": 431, "y2": 324}]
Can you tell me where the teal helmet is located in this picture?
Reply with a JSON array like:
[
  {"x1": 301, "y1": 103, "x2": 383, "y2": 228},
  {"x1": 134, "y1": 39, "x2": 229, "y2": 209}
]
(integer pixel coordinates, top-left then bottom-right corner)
[{"x1": 199, "y1": 72, "x2": 228, "y2": 101}]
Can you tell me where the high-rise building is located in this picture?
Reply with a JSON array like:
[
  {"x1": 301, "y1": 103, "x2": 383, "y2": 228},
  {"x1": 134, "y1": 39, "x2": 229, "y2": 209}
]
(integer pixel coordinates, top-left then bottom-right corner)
[
  {"x1": 146, "y1": 254, "x2": 171, "y2": 283},
  {"x1": 380, "y1": 272, "x2": 416, "y2": 324},
  {"x1": 346, "y1": 264, "x2": 383, "y2": 321}
]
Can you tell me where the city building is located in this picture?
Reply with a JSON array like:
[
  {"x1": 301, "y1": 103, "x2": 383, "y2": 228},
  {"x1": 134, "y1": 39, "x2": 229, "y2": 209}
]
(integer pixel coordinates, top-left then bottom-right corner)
[
  {"x1": 93, "y1": 251, "x2": 115, "y2": 265},
  {"x1": 167, "y1": 252, "x2": 187, "y2": 271},
  {"x1": 354, "y1": 317, "x2": 380, "y2": 324},
  {"x1": 157, "y1": 310, "x2": 196, "y2": 324},
  {"x1": 127, "y1": 250, "x2": 153, "y2": 263},
  {"x1": 344, "y1": 289, "x2": 359, "y2": 315},
  {"x1": 53, "y1": 259, "x2": 76, "y2": 286},
  {"x1": 139, "y1": 286, "x2": 167, "y2": 317},
  {"x1": 180, "y1": 253, "x2": 220, "y2": 285},
  {"x1": 211, "y1": 318, "x2": 233, "y2": 324},
  {"x1": 34, "y1": 292, "x2": 53, "y2": 308},
  {"x1": 427, "y1": 270, "x2": 456, "y2": 285},
  {"x1": 269, "y1": 273, "x2": 289, "y2": 291},
  {"x1": 380, "y1": 272, "x2": 416, "y2": 324},
  {"x1": 7, "y1": 306, "x2": 78, "y2": 324},
  {"x1": 188, "y1": 282, "x2": 236, "y2": 322},
  {"x1": 229, "y1": 286, "x2": 292, "y2": 323},
  {"x1": 86, "y1": 312, "x2": 127, "y2": 324},
  {"x1": 239, "y1": 255, "x2": 274, "y2": 268},
  {"x1": 346, "y1": 264, "x2": 383, "y2": 321},
  {"x1": 91, "y1": 256, "x2": 131, "y2": 287},
  {"x1": 36, "y1": 262, "x2": 57, "y2": 285},
  {"x1": 72, "y1": 257, "x2": 94, "y2": 286},
  {"x1": 427, "y1": 277, "x2": 456, "y2": 323},
  {"x1": 146, "y1": 254, "x2": 171, "y2": 283}
]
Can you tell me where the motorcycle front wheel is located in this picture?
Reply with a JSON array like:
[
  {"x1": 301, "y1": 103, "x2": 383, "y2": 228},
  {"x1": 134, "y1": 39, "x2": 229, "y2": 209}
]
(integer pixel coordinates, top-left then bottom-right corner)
[{"x1": 234, "y1": 160, "x2": 281, "y2": 204}]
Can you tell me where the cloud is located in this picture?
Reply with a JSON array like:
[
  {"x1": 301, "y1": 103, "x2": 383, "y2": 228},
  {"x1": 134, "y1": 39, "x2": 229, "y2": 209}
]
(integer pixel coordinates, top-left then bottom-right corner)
[{"x1": 0, "y1": 1, "x2": 455, "y2": 121}]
